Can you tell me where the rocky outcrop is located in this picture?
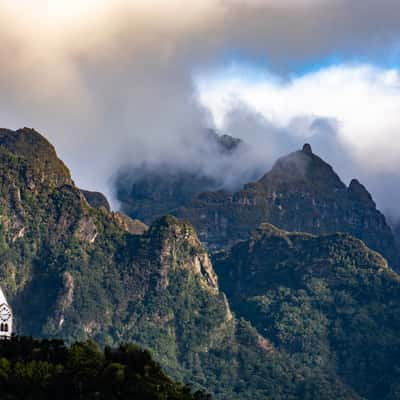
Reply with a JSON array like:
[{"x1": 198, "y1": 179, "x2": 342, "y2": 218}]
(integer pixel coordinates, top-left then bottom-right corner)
[
  {"x1": 176, "y1": 144, "x2": 399, "y2": 269},
  {"x1": 81, "y1": 190, "x2": 111, "y2": 211},
  {"x1": 112, "y1": 211, "x2": 148, "y2": 235},
  {"x1": 57, "y1": 272, "x2": 75, "y2": 328},
  {"x1": 0, "y1": 127, "x2": 72, "y2": 188},
  {"x1": 114, "y1": 131, "x2": 246, "y2": 224},
  {"x1": 0, "y1": 128, "x2": 289, "y2": 400},
  {"x1": 151, "y1": 216, "x2": 220, "y2": 292},
  {"x1": 76, "y1": 216, "x2": 98, "y2": 244}
]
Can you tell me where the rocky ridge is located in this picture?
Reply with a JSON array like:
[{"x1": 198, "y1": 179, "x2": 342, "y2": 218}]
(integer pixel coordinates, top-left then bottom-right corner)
[
  {"x1": 115, "y1": 130, "x2": 248, "y2": 224},
  {"x1": 0, "y1": 127, "x2": 305, "y2": 399},
  {"x1": 176, "y1": 144, "x2": 399, "y2": 268},
  {"x1": 1, "y1": 128, "x2": 399, "y2": 399}
]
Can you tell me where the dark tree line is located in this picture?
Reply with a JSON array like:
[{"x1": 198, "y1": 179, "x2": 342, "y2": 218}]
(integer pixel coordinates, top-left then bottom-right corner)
[{"x1": 0, "y1": 336, "x2": 211, "y2": 400}]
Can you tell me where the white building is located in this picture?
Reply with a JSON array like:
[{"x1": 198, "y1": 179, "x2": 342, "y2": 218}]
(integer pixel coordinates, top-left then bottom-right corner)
[{"x1": 0, "y1": 287, "x2": 12, "y2": 339}]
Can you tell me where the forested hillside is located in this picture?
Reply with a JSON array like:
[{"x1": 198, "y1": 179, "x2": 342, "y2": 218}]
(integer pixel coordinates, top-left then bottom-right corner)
[
  {"x1": 0, "y1": 128, "x2": 399, "y2": 399},
  {"x1": 0, "y1": 336, "x2": 209, "y2": 400},
  {"x1": 214, "y1": 223, "x2": 400, "y2": 400}
]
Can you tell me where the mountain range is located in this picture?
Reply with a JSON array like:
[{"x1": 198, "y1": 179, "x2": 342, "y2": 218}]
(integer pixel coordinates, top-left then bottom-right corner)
[
  {"x1": 0, "y1": 127, "x2": 400, "y2": 399},
  {"x1": 178, "y1": 143, "x2": 398, "y2": 269},
  {"x1": 117, "y1": 139, "x2": 399, "y2": 270},
  {"x1": 115, "y1": 130, "x2": 250, "y2": 224}
]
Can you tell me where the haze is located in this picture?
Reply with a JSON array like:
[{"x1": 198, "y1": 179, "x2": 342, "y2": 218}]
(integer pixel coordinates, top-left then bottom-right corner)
[{"x1": 1, "y1": 0, "x2": 400, "y2": 217}]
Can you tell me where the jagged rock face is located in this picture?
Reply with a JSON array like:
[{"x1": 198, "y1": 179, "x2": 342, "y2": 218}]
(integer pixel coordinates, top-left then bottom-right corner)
[
  {"x1": 116, "y1": 168, "x2": 220, "y2": 224},
  {"x1": 0, "y1": 128, "x2": 306, "y2": 400},
  {"x1": 111, "y1": 211, "x2": 148, "y2": 235},
  {"x1": 114, "y1": 131, "x2": 246, "y2": 224},
  {"x1": 176, "y1": 144, "x2": 399, "y2": 268},
  {"x1": 214, "y1": 224, "x2": 400, "y2": 400},
  {"x1": 0, "y1": 130, "x2": 229, "y2": 343},
  {"x1": 2, "y1": 127, "x2": 399, "y2": 399},
  {"x1": 144, "y1": 216, "x2": 220, "y2": 291}
]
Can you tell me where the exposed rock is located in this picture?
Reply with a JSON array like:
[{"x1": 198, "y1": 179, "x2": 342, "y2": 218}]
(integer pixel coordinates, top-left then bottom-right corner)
[
  {"x1": 257, "y1": 333, "x2": 275, "y2": 354},
  {"x1": 112, "y1": 211, "x2": 148, "y2": 235},
  {"x1": 76, "y1": 216, "x2": 98, "y2": 244},
  {"x1": 302, "y1": 143, "x2": 313, "y2": 154},
  {"x1": 11, "y1": 226, "x2": 25, "y2": 243},
  {"x1": 83, "y1": 321, "x2": 100, "y2": 335},
  {"x1": 348, "y1": 178, "x2": 374, "y2": 205},
  {"x1": 57, "y1": 272, "x2": 75, "y2": 328},
  {"x1": 62, "y1": 272, "x2": 75, "y2": 309},
  {"x1": 194, "y1": 253, "x2": 219, "y2": 290},
  {"x1": 115, "y1": 131, "x2": 247, "y2": 224},
  {"x1": 152, "y1": 216, "x2": 220, "y2": 292},
  {"x1": 176, "y1": 145, "x2": 399, "y2": 269}
]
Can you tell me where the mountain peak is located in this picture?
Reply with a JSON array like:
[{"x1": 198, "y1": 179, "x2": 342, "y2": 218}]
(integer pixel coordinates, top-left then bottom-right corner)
[
  {"x1": 348, "y1": 178, "x2": 375, "y2": 206},
  {"x1": 302, "y1": 143, "x2": 313, "y2": 154},
  {"x1": 0, "y1": 127, "x2": 72, "y2": 187},
  {"x1": 259, "y1": 145, "x2": 345, "y2": 191},
  {"x1": 176, "y1": 144, "x2": 399, "y2": 268}
]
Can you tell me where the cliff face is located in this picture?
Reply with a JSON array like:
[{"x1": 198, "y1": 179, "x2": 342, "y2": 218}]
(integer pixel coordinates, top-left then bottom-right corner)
[
  {"x1": 0, "y1": 127, "x2": 225, "y2": 349},
  {"x1": 0, "y1": 128, "x2": 304, "y2": 400},
  {"x1": 176, "y1": 144, "x2": 399, "y2": 268},
  {"x1": 214, "y1": 223, "x2": 400, "y2": 400},
  {"x1": 2, "y1": 127, "x2": 400, "y2": 399},
  {"x1": 114, "y1": 131, "x2": 247, "y2": 224}
]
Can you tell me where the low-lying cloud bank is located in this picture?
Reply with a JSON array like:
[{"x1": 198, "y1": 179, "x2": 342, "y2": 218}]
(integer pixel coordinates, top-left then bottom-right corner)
[
  {"x1": 198, "y1": 64, "x2": 400, "y2": 216},
  {"x1": 1, "y1": 1, "x2": 400, "y2": 215}
]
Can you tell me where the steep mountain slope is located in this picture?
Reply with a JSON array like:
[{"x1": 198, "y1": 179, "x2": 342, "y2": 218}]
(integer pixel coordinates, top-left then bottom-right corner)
[
  {"x1": 214, "y1": 223, "x2": 400, "y2": 400},
  {"x1": 176, "y1": 144, "x2": 399, "y2": 268},
  {"x1": 115, "y1": 131, "x2": 250, "y2": 225},
  {"x1": 0, "y1": 127, "x2": 343, "y2": 400},
  {"x1": 1, "y1": 127, "x2": 398, "y2": 399},
  {"x1": 81, "y1": 189, "x2": 111, "y2": 211}
]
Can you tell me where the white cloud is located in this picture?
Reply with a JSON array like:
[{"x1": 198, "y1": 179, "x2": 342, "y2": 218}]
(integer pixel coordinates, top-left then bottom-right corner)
[
  {"x1": 2, "y1": 1, "x2": 400, "y2": 210},
  {"x1": 198, "y1": 64, "x2": 400, "y2": 174}
]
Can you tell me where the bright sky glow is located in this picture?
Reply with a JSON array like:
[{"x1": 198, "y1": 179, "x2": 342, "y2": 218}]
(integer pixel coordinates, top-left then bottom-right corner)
[{"x1": 3, "y1": 0, "x2": 110, "y2": 26}]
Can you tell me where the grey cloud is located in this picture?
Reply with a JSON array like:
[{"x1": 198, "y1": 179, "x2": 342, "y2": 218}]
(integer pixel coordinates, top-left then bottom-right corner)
[{"x1": 0, "y1": 1, "x2": 400, "y2": 209}]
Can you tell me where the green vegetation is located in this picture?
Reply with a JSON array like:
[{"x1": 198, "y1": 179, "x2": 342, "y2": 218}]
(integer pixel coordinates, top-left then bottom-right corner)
[
  {"x1": 214, "y1": 224, "x2": 400, "y2": 400},
  {"x1": 0, "y1": 129, "x2": 305, "y2": 399},
  {"x1": 176, "y1": 145, "x2": 399, "y2": 268},
  {"x1": 1, "y1": 128, "x2": 400, "y2": 399},
  {"x1": 0, "y1": 336, "x2": 207, "y2": 400}
]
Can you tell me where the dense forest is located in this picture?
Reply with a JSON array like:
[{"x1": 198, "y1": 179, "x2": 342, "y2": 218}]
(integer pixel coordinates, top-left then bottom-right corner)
[
  {"x1": 1, "y1": 128, "x2": 400, "y2": 399},
  {"x1": 0, "y1": 336, "x2": 210, "y2": 400}
]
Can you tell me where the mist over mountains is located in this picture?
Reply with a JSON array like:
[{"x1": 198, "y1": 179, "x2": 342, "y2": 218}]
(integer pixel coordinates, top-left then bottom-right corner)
[
  {"x1": 1, "y1": 127, "x2": 400, "y2": 399},
  {"x1": 116, "y1": 136, "x2": 399, "y2": 268},
  {"x1": 2, "y1": 1, "x2": 400, "y2": 217},
  {"x1": 3, "y1": 2, "x2": 400, "y2": 399}
]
